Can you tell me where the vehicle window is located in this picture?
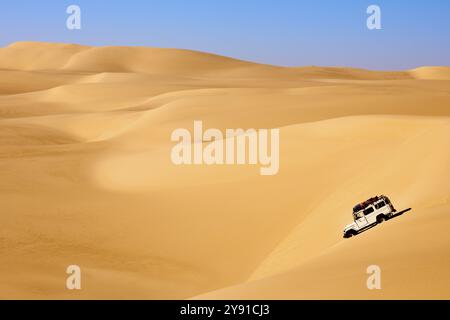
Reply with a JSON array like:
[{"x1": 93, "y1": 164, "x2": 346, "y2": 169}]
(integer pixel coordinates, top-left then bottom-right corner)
[
  {"x1": 363, "y1": 207, "x2": 374, "y2": 215},
  {"x1": 375, "y1": 201, "x2": 386, "y2": 209}
]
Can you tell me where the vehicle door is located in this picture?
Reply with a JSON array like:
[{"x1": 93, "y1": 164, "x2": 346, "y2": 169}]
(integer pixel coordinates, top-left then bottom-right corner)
[
  {"x1": 355, "y1": 210, "x2": 369, "y2": 228},
  {"x1": 363, "y1": 206, "x2": 376, "y2": 224},
  {"x1": 375, "y1": 201, "x2": 388, "y2": 215}
]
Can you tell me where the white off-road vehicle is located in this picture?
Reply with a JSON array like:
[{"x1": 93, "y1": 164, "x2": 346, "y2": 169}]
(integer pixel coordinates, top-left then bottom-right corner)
[{"x1": 343, "y1": 195, "x2": 396, "y2": 238}]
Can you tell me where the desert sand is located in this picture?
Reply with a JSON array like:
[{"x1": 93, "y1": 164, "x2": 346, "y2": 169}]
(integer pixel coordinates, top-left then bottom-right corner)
[{"x1": 0, "y1": 41, "x2": 449, "y2": 299}]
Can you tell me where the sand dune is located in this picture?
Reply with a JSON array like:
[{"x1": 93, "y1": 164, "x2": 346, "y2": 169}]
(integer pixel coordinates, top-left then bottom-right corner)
[
  {"x1": 0, "y1": 42, "x2": 449, "y2": 299},
  {"x1": 410, "y1": 66, "x2": 450, "y2": 80}
]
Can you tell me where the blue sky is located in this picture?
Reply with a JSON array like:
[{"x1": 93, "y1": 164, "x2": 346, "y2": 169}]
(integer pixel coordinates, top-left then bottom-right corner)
[{"x1": 1, "y1": 0, "x2": 449, "y2": 70}]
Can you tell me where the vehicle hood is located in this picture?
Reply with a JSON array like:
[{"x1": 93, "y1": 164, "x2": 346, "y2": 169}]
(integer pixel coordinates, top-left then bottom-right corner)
[{"x1": 343, "y1": 222, "x2": 357, "y2": 232}]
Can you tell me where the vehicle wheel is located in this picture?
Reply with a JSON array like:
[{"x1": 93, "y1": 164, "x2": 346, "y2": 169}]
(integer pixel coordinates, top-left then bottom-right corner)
[
  {"x1": 377, "y1": 215, "x2": 385, "y2": 224},
  {"x1": 345, "y1": 230, "x2": 356, "y2": 238}
]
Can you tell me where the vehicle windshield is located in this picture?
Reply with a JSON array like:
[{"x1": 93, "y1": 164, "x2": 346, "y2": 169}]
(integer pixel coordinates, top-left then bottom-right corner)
[{"x1": 353, "y1": 211, "x2": 363, "y2": 219}]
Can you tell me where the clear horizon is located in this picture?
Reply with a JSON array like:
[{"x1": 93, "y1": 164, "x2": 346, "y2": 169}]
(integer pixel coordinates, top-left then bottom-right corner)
[{"x1": 2, "y1": 0, "x2": 450, "y2": 70}]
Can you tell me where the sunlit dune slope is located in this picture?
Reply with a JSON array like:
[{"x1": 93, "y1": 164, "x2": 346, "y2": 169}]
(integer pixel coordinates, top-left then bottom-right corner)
[{"x1": 410, "y1": 66, "x2": 450, "y2": 80}]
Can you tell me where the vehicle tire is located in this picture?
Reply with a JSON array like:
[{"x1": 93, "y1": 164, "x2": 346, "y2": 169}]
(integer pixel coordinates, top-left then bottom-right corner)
[
  {"x1": 345, "y1": 230, "x2": 356, "y2": 238},
  {"x1": 376, "y1": 215, "x2": 385, "y2": 224}
]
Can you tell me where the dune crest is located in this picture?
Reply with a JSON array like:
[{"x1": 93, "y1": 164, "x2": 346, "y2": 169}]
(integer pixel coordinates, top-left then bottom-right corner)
[
  {"x1": 410, "y1": 66, "x2": 450, "y2": 80},
  {"x1": 1, "y1": 41, "x2": 442, "y2": 80}
]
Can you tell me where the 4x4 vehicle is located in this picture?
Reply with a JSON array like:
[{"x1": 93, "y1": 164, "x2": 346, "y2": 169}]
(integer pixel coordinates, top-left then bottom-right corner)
[{"x1": 343, "y1": 195, "x2": 396, "y2": 238}]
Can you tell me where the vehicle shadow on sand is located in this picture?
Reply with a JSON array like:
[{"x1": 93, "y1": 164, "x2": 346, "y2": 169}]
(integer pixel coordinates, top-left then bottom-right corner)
[
  {"x1": 387, "y1": 207, "x2": 412, "y2": 220},
  {"x1": 347, "y1": 208, "x2": 412, "y2": 238}
]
